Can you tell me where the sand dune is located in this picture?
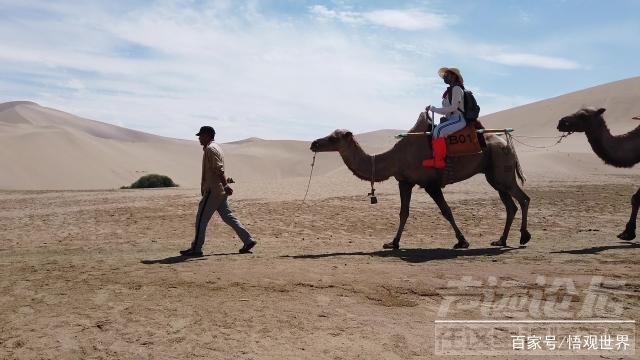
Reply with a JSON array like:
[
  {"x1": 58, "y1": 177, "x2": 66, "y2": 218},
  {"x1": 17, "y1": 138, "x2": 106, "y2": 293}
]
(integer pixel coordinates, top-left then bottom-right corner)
[
  {"x1": 483, "y1": 77, "x2": 640, "y2": 136},
  {"x1": 1, "y1": 77, "x2": 639, "y2": 191},
  {"x1": 0, "y1": 103, "x2": 199, "y2": 190}
]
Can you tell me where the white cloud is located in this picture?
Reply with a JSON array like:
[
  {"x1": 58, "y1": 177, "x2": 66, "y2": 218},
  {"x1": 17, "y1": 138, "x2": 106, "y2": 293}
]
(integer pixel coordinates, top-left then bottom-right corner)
[
  {"x1": 65, "y1": 78, "x2": 85, "y2": 92},
  {"x1": 419, "y1": 33, "x2": 582, "y2": 71},
  {"x1": 517, "y1": 9, "x2": 533, "y2": 24},
  {"x1": 309, "y1": 5, "x2": 362, "y2": 24},
  {"x1": 480, "y1": 53, "x2": 581, "y2": 70},
  {"x1": 310, "y1": 5, "x2": 452, "y2": 31},
  {"x1": 0, "y1": 2, "x2": 441, "y2": 141},
  {"x1": 0, "y1": 1, "x2": 600, "y2": 142},
  {"x1": 364, "y1": 9, "x2": 450, "y2": 31}
]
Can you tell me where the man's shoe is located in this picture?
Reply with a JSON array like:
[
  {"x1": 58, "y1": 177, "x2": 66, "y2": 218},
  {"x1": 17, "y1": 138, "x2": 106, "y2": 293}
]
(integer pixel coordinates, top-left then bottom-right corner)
[
  {"x1": 182, "y1": 249, "x2": 203, "y2": 257},
  {"x1": 179, "y1": 248, "x2": 194, "y2": 255},
  {"x1": 239, "y1": 240, "x2": 257, "y2": 254}
]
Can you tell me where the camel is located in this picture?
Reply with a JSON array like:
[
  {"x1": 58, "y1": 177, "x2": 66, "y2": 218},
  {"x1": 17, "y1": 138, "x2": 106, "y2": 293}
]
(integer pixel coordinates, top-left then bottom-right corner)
[
  {"x1": 309, "y1": 112, "x2": 531, "y2": 249},
  {"x1": 557, "y1": 107, "x2": 640, "y2": 240}
]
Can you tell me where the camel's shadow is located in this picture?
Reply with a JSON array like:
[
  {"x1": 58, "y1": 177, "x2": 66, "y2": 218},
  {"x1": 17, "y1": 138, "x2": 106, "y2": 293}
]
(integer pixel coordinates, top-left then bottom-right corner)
[
  {"x1": 550, "y1": 241, "x2": 640, "y2": 255},
  {"x1": 283, "y1": 246, "x2": 520, "y2": 263}
]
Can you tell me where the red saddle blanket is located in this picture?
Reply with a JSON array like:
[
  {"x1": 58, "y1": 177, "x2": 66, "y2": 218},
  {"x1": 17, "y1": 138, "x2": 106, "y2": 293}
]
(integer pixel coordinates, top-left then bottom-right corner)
[{"x1": 445, "y1": 124, "x2": 482, "y2": 155}]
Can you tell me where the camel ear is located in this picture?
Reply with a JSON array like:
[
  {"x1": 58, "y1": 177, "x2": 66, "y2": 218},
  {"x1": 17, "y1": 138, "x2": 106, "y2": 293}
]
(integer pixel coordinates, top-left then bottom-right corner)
[
  {"x1": 345, "y1": 131, "x2": 353, "y2": 138},
  {"x1": 597, "y1": 108, "x2": 606, "y2": 115}
]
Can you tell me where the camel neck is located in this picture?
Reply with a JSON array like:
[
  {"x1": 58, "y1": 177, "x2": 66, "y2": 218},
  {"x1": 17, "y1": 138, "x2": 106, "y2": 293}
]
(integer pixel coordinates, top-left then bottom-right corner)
[
  {"x1": 585, "y1": 116, "x2": 640, "y2": 168},
  {"x1": 339, "y1": 139, "x2": 397, "y2": 182}
]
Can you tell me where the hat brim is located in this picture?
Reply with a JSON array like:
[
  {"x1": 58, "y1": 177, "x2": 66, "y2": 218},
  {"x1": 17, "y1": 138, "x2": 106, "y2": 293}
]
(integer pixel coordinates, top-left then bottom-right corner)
[{"x1": 438, "y1": 67, "x2": 464, "y2": 84}]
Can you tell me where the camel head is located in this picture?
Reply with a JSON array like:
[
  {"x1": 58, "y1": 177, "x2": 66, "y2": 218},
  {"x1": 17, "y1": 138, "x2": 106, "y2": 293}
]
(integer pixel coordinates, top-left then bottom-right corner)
[
  {"x1": 310, "y1": 129, "x2": 353, "y2": 152},
  {"x1": 557, "y1": 107, "x2": 606, "y2": 133}
]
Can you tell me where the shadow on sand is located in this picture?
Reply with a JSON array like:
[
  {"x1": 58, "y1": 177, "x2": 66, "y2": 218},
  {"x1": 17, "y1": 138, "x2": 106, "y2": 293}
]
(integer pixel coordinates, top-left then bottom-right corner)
[
  {"x1": 283, "y1": 246, "x2": 520, "y2": 263},
  {"x1": 141, "y1": 252, "x2": 243, "y2": 265},
  {"x1": 550, "y1": 241, "x2": 640, "y2": 255},
  {"x1": 141, "y1": 255, "x2": 209, "y2": 264}
]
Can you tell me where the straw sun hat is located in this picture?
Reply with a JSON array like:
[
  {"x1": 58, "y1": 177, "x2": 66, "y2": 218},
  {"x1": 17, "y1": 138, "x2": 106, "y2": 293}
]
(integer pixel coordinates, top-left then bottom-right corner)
[{"x1": 438, "y1": 67, "x2": 464, "y2": 84}]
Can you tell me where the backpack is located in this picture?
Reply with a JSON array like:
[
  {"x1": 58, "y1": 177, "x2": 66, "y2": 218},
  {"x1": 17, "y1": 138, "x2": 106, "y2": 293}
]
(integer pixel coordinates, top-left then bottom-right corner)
[{"x1": 448, "y1": 86, "x2": 480, "y2": 122}]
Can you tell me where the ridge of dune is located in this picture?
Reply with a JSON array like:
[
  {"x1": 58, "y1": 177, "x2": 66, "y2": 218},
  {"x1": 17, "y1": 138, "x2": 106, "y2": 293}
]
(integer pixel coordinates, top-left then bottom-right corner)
[
  {"x1": 0, "y1": 101, "x2": 179, "y2": 143},
  {"x1": 0, "y1": 100, "x2": 39, "y2": 111},
  {"x1": 226, "y1": 137, "x2": 264, "y2": 145}
]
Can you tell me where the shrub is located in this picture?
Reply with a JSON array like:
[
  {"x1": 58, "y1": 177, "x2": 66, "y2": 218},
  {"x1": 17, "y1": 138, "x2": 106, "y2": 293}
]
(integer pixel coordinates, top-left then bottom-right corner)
[{"x1": 124, "y1": 174, "x2": 178, "y2": 189}]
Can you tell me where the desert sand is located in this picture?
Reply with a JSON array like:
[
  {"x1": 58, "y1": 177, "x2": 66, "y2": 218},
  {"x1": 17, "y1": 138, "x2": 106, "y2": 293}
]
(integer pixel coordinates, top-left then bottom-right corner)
[{"x1": 1, "y1": 78, "x2": 639, "y2": 359}]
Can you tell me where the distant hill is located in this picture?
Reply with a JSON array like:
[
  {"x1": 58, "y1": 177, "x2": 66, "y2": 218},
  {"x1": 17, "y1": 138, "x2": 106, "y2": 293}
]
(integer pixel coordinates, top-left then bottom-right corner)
[
  {"x1": 1, "y1": 77, "x2": 639, "y2": 190},
  {"x1": 0, "y1": 101, "x2": 200, "y2": 189}
]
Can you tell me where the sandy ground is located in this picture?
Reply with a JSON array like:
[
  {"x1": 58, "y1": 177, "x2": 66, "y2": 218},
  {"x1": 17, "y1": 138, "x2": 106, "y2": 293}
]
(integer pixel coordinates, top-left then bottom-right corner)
[{"x1": 1, "y1": 177, "x2": 639, "y2": 359}]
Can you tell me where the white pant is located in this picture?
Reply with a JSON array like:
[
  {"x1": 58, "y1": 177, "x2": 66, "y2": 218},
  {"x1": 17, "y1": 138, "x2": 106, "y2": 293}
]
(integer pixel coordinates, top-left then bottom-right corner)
[{"x1": 433, "y1": 113, "x2": 466, "y2": 138}]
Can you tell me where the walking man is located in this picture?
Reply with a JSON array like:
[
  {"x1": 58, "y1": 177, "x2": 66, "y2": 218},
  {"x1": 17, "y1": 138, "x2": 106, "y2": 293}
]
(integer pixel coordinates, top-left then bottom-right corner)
[{"x1": 180, "y1": 126, "x2": 257, "y2": 257}]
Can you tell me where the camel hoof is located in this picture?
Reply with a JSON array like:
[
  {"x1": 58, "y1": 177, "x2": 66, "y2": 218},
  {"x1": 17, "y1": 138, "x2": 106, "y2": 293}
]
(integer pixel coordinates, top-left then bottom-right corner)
[
  {"x1": 617, "y1": 231, "x2": 636, "y2": 241},
  {"x1": 491, "y1": 240, "x2": 507, "y2": 247},
  {"x1": 520, "y1": 230, "x2": 531, "y2": 245},
  {"x1": 383, "y1": 242, "x2": 399, "y2": 250},
  {"x1": 453, "y1": 241, "x2": 469, "y2": 249}
]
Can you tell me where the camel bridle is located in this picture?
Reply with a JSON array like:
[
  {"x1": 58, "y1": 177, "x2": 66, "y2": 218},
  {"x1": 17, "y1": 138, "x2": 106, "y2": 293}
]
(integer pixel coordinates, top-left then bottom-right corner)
[
  {"x1": 510, "y1": 131, "x2": 573, "y2": 149},
  {"x1": 289, "y1": 152, "x2": 317, "y2": 230},
  {"x1": 302, "y1": 152, "x2": 317, "y2": 203}
]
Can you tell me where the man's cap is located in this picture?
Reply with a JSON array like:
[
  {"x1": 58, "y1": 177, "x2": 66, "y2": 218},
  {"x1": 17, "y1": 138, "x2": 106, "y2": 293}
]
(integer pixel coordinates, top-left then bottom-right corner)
[
  {"x1": 438, "y1": 67, "x2": 464, "y2": 84},
  {"x1": 196, "y1": 126, "x2": 215, "y2": 136}
]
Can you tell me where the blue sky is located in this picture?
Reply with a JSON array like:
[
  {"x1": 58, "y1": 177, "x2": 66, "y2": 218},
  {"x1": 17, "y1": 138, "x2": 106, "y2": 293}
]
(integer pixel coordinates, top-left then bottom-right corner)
[{"x1": 1, "y1": 0, "x2": 638, "y2": 142}]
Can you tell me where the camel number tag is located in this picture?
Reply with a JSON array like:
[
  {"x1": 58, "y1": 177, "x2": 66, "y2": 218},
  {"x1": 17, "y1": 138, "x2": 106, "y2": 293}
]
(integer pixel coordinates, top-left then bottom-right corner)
[{"x1": 446, "y1": 126, "x2": 482, "y2": 155}]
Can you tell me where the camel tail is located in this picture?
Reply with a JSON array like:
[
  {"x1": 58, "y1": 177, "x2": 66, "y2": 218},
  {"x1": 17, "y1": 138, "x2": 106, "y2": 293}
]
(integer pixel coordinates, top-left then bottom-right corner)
[
  {"x1": 507, "y1": 133, "x2": 526, "y2": 185},
  {"x1": 515, "y1": 154, "x2": 526, "y2": 185}
]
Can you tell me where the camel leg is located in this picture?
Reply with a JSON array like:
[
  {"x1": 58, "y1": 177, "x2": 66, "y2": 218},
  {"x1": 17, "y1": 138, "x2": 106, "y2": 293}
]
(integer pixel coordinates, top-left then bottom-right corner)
[
  {"x1": 618, "y1": 187, "x2": 639, "y2": 241},
  {"x1": 490, "y1": 191, "x2": 517, "y2": 247},
  {"x1": 384, "y1": 181, "x2": 414, "y2": 250},
  {"x1": 510, "y1": 185, "x2": 531, "y2": 245},
  {"x1": 425, "y1": 185, "x2": 469, "y2": 249},
  {"x1": 484, "y1": 170, "x2": 531, "y2": 246}
]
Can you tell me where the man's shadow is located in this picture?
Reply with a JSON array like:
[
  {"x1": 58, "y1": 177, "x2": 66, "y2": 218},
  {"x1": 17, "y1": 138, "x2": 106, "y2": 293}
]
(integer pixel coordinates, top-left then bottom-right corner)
[
  {"x1": 141, "y1": 255, "x2": 207, "y2": 264},
  {"x1": 282, "y1": 246, "x2": 519, "y2": 263},
  {"x1": 140, "y1": 252, "x2": 240, "y2": 265},
  {"x1": 550, "y1": 241, "x2": 640, "y2": 255}
]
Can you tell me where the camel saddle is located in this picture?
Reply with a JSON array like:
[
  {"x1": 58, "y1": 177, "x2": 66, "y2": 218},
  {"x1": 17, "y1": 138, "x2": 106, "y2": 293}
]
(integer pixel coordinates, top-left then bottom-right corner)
[
  {"x1": 445, "y1": 122, "x2": 484, "y2": 155},
  {"x1": 441, "y1": 122, "x2": 486, "y2": 186}
]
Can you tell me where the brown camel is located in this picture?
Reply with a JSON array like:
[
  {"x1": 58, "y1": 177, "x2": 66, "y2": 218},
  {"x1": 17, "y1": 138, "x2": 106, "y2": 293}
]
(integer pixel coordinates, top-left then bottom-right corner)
[
  {"x1": 309, "y1": 112, "x2": 531, "y2": 249},
  {"x1": 557, "y1": 107, "x2": 640, "y2": 240}
]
